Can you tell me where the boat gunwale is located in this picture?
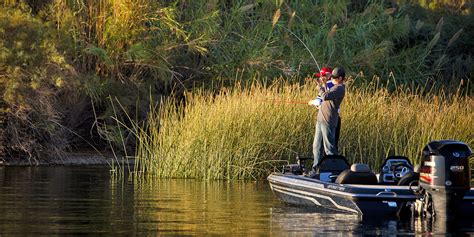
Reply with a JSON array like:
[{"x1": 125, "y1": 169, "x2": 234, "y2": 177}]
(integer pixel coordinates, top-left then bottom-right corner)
[{"x1": 268, "y1": 173, "x2": 418, "y2": 200}]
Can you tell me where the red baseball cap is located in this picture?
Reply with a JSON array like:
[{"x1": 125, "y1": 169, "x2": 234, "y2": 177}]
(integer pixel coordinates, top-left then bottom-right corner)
[{"x1": 314, "y1": 67, "x2": 332, "y2": 77}]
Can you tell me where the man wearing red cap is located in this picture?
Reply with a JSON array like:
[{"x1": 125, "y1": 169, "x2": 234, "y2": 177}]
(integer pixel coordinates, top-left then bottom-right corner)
[
  {"x1": 308, "y1": 67, "x2": 346, "y2": 175},
  {"x1": 309, "y1": 67, "x2": 333, "y2": 108},
  {"x1": 309, "y1": 67, "x2": 342, "y2": 153}
]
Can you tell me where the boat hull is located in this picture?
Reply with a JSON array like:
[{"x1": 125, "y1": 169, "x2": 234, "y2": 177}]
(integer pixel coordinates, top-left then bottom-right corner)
[{"x1": 268, "y1": 173, "x2": 418, "y2": 216}]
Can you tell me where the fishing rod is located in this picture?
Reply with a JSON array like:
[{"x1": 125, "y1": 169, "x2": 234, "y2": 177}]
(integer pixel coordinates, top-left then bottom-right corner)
[
  {"x1": 276, "y1": 24, "x2": 333, "y2": 91},
  {"x1": 277, "y1": 25, "x2": 322, "y2": 76},
  {"x1": 255, "y1": 18, "x2": 329, "y2": 107},
  {"x1": 277, "y1": 25, "x2": 321, "y2": 71},
  {"x1": 256, "y1": 24, "x2": 327, "y2": 107}
]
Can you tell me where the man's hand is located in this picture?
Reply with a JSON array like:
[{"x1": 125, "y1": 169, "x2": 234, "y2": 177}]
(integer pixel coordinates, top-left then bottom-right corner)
[
  {"x1": 304, "y1": 76, "x2": 314, "y2": 84},
  {"x1": 308, "y1": 99, "x2": 321, "y2": 107},
  {"x1": 320, "y1": 76, "x2": 328, "y2": 86}
]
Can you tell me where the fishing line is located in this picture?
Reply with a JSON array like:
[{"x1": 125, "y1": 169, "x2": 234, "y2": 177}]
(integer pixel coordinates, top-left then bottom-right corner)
[
  {"x1": 277, "y1": 24, "x2": 322, "y2": 73},
  {"x1": 275, "y1": 24, "x2": 329, "y2": 89},
  {"x1": 257, "y1": 99, "x2": 308, "y2": 105}
]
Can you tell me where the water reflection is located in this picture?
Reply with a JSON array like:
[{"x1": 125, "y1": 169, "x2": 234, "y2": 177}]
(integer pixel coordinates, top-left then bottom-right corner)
[
  {"x1": 131, "y1": 179, "x2": 278, "y2": 235},
  {"x1": 0, "y1": 167, "x2": 280, "y2": 235},
  {"x1": 270, "y1": 207, "x2": 409, "y2": 236},
  {"x1": 270, "y1": 206, "x2": 474, "y2": 236},
  {"x1": 0, "y1": 166, "x2": 134, "y2": 235},
  {"x1": 0, "y1": 166, "x2": 473, "y2": 235},
  {"x1": 413, "y1": 216, "x2": 474, "y2": 236}
]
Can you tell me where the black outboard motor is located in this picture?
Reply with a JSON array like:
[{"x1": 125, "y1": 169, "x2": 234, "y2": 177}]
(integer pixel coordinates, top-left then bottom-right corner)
[{"x1": 414, "y1": 140, "x2": 472, "y2": 220}]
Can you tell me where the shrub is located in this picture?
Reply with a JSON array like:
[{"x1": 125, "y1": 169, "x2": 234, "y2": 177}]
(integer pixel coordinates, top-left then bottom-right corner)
[{"x1": 0, "y1": 6, "x2": 79, "y2": 161}]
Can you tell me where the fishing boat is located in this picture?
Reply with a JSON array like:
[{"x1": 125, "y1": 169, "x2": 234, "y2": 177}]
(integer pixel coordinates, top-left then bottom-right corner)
[{"x1": 268, "y1": 140, "x2": 474, "y2": 218}]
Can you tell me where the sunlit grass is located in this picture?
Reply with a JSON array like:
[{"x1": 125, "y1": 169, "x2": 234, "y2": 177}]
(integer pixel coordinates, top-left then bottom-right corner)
[
  {"x1": 132, "y1": 78, "x2": 473, "y2": 180},
  {"x1": 342, "y1": 79, "x2": 473, "y2": 170}
]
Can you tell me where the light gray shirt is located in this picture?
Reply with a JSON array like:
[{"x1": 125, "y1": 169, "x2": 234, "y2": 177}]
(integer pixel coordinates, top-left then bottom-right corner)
[{"x1": 317, "y1": 84, "x2": 345, "y2": 127}]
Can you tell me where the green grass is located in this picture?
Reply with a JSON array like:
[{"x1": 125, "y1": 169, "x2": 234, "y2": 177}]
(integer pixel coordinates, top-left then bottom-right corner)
[{"x1": 132, "y1": 79, "x2": 473, "y2": 180}]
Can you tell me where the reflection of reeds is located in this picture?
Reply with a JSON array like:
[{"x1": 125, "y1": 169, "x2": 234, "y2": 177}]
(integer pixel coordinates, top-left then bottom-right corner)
[
  {"x1": 133, "y1": 79, "x2": 473, "y2": 180},
  {"x1": 132, "y1": 179, "x2": 277, "y2": 235}
]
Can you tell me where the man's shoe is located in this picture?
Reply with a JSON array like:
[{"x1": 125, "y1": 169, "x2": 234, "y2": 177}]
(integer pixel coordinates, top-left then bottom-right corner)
[{"x1": 305, "y1": 169, "x2": 318, "y2": 178}]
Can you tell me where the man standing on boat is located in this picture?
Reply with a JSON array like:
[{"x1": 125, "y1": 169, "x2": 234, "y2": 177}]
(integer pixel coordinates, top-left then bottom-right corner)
[
  {"x1": 307, "y1": 67, "x2": 346, "y2": 176},
  {"x1": 310, "y1": 67, "x2": 342, "y2": 152}
]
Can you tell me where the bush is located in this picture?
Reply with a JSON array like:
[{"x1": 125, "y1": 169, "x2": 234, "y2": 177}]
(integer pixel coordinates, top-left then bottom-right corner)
[{"x1": 0, "y1": 6, "x2": 79, "y2": 161}]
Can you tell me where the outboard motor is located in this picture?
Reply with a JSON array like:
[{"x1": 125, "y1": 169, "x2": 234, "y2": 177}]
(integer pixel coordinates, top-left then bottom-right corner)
[{"x1": 414, "y1": 140, "x2": 472, "y2": 220}]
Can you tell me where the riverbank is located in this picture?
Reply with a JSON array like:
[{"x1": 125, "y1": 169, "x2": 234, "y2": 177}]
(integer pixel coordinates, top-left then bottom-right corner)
[{"x1": 0, "y1": 150, "x2": 134, "y2": 167}]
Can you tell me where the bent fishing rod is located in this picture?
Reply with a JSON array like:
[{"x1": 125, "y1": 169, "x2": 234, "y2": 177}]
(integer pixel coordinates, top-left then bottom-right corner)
[
  {"x1": 278, "y1": 24, "x2": 321, "y2": 73},
  {"x1": 276, "y1": 24, "x2": 331, "y2": 89}
]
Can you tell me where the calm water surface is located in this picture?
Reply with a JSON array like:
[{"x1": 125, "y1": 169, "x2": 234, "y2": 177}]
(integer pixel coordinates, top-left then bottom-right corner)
[{"x1": 0, "y1": 166, "x2": 473, "y2": 235}]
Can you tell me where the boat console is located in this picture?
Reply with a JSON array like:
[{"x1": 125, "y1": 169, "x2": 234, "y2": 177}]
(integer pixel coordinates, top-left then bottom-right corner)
[{"x1": 379, "y1": 156, "x2": 414, "y2": 184}]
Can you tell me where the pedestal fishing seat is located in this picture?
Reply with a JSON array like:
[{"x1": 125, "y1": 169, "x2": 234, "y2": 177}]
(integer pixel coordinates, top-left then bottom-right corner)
[
  {"x1": 335, "y1": 164, "x2": 378, "y2": 185},
  {"x1": 314, "y1": 155, "x2": 350, "y2": 182}
]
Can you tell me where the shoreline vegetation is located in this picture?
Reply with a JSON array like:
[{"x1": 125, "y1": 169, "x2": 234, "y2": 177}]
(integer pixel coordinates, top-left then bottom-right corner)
[
  {"x1": 0, "y1": 1, "x2": 473, "y2": 179},
  {"x1": 132, "y1": 79, "x2": 473, "y2": 180},
  {"x1": 0, "y1": 151, "x2": 133, "y2": 167}
]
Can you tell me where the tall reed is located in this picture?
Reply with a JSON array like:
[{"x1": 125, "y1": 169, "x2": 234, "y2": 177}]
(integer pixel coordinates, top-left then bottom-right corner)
[{"x1": 133, "y1": 79, "x2": 473, "y2": 180}]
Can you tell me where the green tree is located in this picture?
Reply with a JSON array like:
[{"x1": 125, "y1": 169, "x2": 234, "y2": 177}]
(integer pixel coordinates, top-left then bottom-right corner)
[{"x1": 0, "y1": 6, "x2": 79, "y2": 161}]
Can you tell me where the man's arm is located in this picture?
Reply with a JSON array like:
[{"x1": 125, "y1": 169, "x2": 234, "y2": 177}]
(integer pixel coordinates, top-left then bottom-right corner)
[
  {"x1": 308, "y1": 84, "x2": 327, "y2": 107},
  {"x1": 319, "y1": 86, "x2": 344, "y2": 101}
]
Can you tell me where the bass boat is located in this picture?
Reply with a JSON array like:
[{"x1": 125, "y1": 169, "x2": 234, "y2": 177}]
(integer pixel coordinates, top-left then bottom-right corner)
[{"x1": 268, "y1": 140, "x2": 474, "y2": 219}]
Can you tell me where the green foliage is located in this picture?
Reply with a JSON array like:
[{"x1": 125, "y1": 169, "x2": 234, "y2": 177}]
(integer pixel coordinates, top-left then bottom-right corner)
[
  {"x1": 163, "y1": 0, "x2": 471, "y2": 88},
  {"x1": 36, "y1": 1, "x2": 218, "y2": 148},
  {"x1": 4, "y1": 0, "x2": 472, "y2": 87},
  {"x1": 0, "y1": 6, "x2": 79, "y2": 160}
]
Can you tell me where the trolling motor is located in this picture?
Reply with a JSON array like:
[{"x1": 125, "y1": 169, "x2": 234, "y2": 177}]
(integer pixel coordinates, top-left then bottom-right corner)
[
  {"x1": 413, "y1": 140, "x2": 472, "y2": 220},
  {"x1": 282, "y1": 156, "x2": 312, "y2": 175}
]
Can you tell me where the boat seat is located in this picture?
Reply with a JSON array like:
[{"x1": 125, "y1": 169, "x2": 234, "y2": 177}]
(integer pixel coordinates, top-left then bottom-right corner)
[
  {"x1": 315, "y1": 155, "x2": 350, "y2": 174},
  {"x1": 335, "y1": 164, "x2": 378, "y2": 185},
  {"x1": 314, "y1": 155, "x2": 350, "y2": 182},
  {"x1": 397, "y1": 164, "x2": 420, "y2": 186}
]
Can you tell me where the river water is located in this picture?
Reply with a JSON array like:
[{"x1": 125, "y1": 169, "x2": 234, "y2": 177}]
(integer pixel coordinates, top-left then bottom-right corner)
[{"x1": 0, "y1": 166, "x2": 473, "y2": 235}]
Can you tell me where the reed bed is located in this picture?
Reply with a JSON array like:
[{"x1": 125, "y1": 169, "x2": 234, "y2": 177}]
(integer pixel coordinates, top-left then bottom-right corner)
[
  {"x1": 133, "y1": 80, "x2": 473, "y2": 180},
  {"x1": 342, "y1": 81, "x2": 473, "y2": 169}
]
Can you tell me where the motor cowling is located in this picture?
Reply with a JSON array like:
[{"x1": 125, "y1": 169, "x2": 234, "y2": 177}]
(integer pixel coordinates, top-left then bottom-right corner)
[
  {"x1": 417, "y1": 140, "x2": 472, "y2": 219},
  {"x1": 419, "y1": 140, "x2": 471, "y2": 190}
]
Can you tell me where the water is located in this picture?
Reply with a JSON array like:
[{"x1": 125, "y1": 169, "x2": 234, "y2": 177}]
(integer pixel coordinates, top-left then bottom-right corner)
[{"x1": 0, "y1": 166, "x2": 473, "y2": 235}]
